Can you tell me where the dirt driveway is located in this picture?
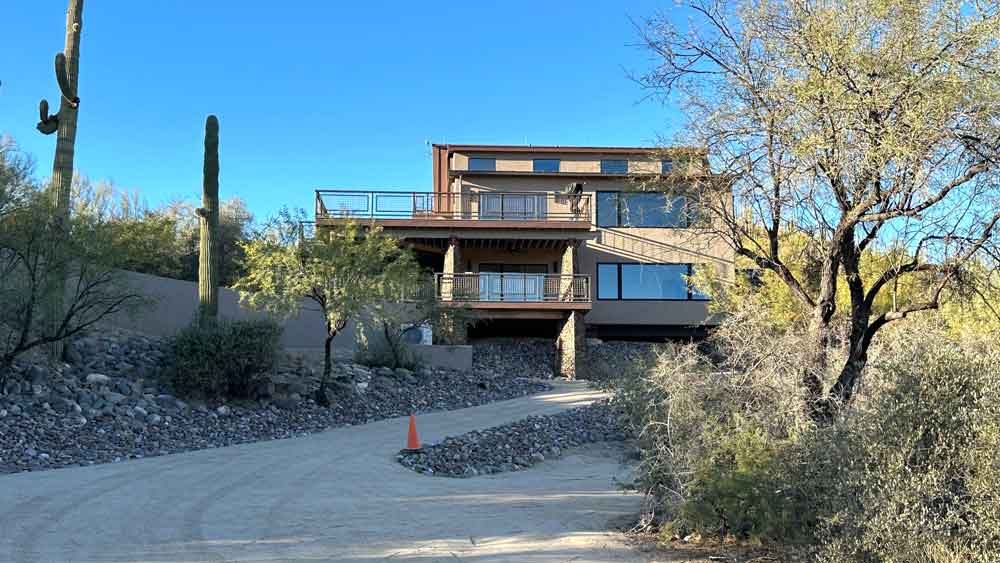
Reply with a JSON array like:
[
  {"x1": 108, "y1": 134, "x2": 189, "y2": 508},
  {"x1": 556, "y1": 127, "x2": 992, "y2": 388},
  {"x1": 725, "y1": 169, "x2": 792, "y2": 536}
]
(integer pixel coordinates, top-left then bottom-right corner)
[{"x1": 0, "y1": 382, "x2": 645, "y2": 562}]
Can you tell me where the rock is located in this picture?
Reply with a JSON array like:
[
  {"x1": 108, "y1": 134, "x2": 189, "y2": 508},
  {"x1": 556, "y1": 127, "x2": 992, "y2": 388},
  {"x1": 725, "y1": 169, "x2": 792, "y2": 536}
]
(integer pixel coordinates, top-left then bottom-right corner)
[
  {"x1": 105, "y1": 392, "x2": 127, "y2": 405},
  {"x1": 51, "y1": 398, "x2": 80, "y2": 414},
  {"x1": 372, "y1": 376, "x2": 395, "y2": 389},
  {"x1": 397, "y1": 402, "x2": 625, "y2": 478},
  {"x1": 1, "y1": 329, "x2": 558, "y2": 477},
  {"x1": 86, "y1": 373, "x2": 111, "y2": 385},
  {"x1": 272, "y1": 397, "x2": 300, "y2": 410}
]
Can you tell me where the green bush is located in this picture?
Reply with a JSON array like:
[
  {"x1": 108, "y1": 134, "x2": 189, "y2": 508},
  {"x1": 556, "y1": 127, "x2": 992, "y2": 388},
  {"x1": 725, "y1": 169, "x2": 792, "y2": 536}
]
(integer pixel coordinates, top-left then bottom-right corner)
[
  {"x1": 815, "y1": 324, "x2": 1000, "y2": 563},
  {"x1": 611, "y1": 316, "x2": 1000, "y2": 561},
  {"x1": 354, "y1": 321, "x2": 421, "y2": 370},
  {"x1": 170, "y1": 318, "x2": 282, "y2": 399}
]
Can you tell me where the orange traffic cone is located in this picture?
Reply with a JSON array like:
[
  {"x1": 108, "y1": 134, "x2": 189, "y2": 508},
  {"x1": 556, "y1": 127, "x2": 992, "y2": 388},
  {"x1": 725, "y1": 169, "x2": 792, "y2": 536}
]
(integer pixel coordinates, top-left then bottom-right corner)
[{"x1": 404, "y1": 414, "x2": 421, "y2": 451}]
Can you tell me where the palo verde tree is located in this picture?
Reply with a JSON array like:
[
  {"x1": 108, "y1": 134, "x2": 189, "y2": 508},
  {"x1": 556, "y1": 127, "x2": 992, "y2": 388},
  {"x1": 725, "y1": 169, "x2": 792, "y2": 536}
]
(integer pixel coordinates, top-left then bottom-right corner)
[
  {"x1": 233, "y1": 210, "x2": 421, "y2": 405},
  {"x1": 639, "y1": 0, "x2": 1000, "y2": 420}
]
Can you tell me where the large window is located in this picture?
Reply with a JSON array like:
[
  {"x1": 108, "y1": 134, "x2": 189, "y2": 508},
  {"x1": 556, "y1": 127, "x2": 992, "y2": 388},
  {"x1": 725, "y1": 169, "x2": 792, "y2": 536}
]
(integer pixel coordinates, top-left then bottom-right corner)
[
  {"x1": 533, "y1": 158, "x2": 560, "y2": 172},
  {"x1": 597, "y1": 263, "x2": 707, "y2": 301},
  {"x1": 601, "y1": 159, "x2": 628, "y2": 174},
  {"x1": 468, "y1": 157, "x2": 496, "y2": 171},
  {"x1": 596, "y1": 191, "x2": 688, "y2": 228},
  {"x1": 661, "y1": 160, "x2": 673, "y2": 174}
]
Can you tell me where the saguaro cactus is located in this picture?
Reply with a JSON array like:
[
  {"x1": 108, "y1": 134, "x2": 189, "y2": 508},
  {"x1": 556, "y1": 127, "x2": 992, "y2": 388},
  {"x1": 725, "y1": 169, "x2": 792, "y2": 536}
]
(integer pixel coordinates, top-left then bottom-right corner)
[
  {"x1": 196, "y1": 115, "x2": 220, "y2": 327},
  {"x1": 37, "y1": 0, "x2": 84, "y2": 360}
]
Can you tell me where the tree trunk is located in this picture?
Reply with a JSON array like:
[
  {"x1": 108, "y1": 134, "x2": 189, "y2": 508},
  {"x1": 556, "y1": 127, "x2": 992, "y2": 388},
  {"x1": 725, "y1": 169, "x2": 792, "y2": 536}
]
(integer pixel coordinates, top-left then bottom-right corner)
[
  {"x1": 45, "y1": 0, "x2": 84, "y2": 360},
  {"x1": 315, "y1": 331, "x2": 335, "y2": 407}
]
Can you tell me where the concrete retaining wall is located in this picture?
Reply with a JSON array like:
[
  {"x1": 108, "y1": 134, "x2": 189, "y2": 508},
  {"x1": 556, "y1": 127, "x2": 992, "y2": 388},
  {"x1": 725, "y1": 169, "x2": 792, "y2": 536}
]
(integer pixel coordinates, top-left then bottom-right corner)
[{"x1": 105, "y1": 270, "x2": 472, "y2": 371}]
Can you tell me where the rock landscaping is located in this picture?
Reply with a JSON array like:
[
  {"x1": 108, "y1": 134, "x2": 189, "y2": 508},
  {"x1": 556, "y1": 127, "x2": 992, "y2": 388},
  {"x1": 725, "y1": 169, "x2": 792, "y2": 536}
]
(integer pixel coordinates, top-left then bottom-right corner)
[
  {"x1": 0, "y1": 329, "x2": 550, "y2": 475},
  {"x1": 472, "y1": 338, "x2": 557, "y2": 379},
  {"x1": 397, "y1": 401, "x2": 626, "y2": 477}
]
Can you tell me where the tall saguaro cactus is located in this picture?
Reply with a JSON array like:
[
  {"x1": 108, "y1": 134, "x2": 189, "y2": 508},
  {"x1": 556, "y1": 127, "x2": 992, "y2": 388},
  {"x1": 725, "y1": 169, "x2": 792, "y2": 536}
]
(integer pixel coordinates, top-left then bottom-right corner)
[
  {"x1": 36, "y1": 0, "x2": 84, "y2": 360},
  {"x1": 197, "y1": 115, "x2": 220, "y2": 327}
]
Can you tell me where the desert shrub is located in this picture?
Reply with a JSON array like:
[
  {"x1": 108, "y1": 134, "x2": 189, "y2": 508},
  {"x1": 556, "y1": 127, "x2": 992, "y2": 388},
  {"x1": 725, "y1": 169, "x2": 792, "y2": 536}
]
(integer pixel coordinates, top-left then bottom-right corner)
[
  {"x1": 611, "y1": 339, "x2": 820, "y2": 544},
  {"x1": 170, "y1": 318, "x2": 282, "y2": 399},
  {"x1": 613, "y1": 313, "x2": 1000, "y2": 559},
  {"x1": 354, "y1": 319, "x2": 421, "y2": 370},
  {"x1": 815, "y1": 322, "x2": 1000, "y2": 563}
]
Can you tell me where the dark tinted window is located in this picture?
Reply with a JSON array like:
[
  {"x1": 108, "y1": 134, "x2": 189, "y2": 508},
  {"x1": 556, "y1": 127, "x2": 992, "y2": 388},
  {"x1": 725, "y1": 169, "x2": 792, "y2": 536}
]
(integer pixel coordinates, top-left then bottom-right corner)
[
  {"x1": 597, "y1": 263, "x2": 707, "y2": 300},
  {"x1": 661, "y1": 160, "x2": 673, "y2": 174},
  {"x1": 533, "y1": 159, "x2": 560, "y2": 172},
  {"x1": 597, "y1": 264, "x2": 619, "y2": 299},
  {"x1": 596, "y1": 192, "x2": 620, "y2": 227},
  {"x1": 600, "y1": 159, "x2": 628, "y2": 174},
  {"x1": 621, "y1": 264, "x2": 688, "y2": 299},
  {"x1": 621, "y1": 193, "x2": 686, "y2": 227},
  {"x1": 468, "y1": 158, "x2": 496, "y2": 171}
]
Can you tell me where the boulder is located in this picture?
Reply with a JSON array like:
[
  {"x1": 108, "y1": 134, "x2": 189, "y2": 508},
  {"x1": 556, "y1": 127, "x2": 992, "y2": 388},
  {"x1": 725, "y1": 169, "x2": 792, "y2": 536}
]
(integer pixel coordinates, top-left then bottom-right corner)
[{"x1": 86, "y1": 373, "x2": 111, "y2": 385}]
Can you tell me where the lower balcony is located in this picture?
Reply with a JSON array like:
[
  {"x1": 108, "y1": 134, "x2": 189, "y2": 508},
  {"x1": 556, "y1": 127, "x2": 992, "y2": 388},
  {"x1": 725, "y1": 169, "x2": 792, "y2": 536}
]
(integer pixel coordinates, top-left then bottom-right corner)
[{"x1": 435, "y1": 273, "x2": 591, "y2": 311}]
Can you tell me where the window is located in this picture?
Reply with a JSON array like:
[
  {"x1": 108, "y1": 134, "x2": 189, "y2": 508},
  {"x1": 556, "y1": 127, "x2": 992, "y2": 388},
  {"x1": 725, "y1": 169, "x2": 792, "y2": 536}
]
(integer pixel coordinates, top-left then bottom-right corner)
[
  {"x1": 621, "y1": 264, "x2": 688, "y2": 299},
  {"x1": 596, "y1": 191, "x2": 688, "y2": 228},
  {"x1": 597, "y1": 264, "x2": 619, "y2": 299},
  {"x1": 596, "y1": 263, "x2": 708, "y2": 300},
  {"x1": 596, "y1": 192, "x2": 620, "y2": 227},
  {"x1": 601, "y1": 159, "x2": 628, "y2": 174},
  {"x1": 533, "y1": 158, "x2": 560, "y2": 173},
  {"x1": 661, "y1": 160, "x2": 673, "y2": 174},
  {"x1": 468, "y1": 157, "x2": 496, "y2": 172}
]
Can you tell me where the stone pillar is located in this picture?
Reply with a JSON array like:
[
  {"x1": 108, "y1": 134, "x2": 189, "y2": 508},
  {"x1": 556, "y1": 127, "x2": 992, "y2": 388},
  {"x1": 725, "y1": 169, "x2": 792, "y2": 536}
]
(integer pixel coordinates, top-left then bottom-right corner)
[
  {"x1": 442, "y1": 236, "x2": 462, "y2": 301},
  {"x1": 439, "y1": 237, "x2": 467, "y2": 344},
  {"x1": 556, "y1": 311, "x2": 585, "y2": 379},
  {"x1": 559, "y1": 240, "x2": 580, "y2": 301}
]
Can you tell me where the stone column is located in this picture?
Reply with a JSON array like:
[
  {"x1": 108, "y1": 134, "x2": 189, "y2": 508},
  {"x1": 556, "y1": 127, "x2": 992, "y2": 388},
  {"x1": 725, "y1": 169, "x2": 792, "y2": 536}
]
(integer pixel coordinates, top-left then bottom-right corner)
[
  {"x1": 559, "y1": 240, "x2": 580, "y2": 301},
  {"x1": 556, "y1": 311, "x2": 585, "y2": 379},
  {"x1": 439, "y1": 237, "x2": 467, "y2": 344},
  {"x1": 442, "y1": 236, "x2": 462, "y2": 301}
]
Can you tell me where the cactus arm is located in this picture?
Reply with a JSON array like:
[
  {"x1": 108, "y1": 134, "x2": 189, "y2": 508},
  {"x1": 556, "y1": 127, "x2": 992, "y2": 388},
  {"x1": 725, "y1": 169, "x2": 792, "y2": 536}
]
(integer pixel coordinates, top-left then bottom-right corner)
[
  {"x1": 54, "y1": 53, "x2": 79, "y2": 107},
  {"x1": 36, "y1": 99, "x2": 59, "y2": 135}
]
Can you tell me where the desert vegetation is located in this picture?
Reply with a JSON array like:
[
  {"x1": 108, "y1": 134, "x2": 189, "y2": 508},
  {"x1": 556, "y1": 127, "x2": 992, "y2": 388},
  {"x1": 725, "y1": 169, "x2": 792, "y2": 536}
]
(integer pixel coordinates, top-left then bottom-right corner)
[{"x1": 609, "y1": 1, "x2": 1000, "y2": 560}]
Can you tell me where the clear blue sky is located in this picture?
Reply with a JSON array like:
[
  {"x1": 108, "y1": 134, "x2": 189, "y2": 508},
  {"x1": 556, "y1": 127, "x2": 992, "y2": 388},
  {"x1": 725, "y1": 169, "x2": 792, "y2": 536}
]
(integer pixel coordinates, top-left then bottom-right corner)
[{"x1": 1, "y1": 1, "x2": 683, "y2": 219}]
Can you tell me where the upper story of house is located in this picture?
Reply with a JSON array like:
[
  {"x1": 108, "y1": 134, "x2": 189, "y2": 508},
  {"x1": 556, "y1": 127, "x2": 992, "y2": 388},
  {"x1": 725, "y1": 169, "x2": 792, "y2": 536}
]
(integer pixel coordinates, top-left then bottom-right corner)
[{"x1": 315, "y1": 144, "x2": 714, "y2": 233}]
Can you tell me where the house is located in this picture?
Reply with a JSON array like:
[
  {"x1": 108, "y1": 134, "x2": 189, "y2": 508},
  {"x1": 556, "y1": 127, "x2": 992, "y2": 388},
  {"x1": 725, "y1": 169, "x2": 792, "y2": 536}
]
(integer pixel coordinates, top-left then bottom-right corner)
[{"x1": 314, "y1": 144, "x2": 735, "y2": 377}]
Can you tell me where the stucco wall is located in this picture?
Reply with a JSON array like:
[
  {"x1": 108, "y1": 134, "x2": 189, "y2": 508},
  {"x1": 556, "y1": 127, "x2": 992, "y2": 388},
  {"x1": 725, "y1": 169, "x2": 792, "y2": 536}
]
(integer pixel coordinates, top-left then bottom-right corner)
[{"x1": 103, "y1": 271, "x2": 472, "y2": 369}]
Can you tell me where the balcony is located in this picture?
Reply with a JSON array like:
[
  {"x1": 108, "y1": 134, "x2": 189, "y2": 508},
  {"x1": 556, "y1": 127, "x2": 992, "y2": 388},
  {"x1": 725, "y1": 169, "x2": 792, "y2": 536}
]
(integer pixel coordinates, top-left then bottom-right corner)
[
  {"x1": 315, "y1": 190, "x2": 592, "y2": 229},
  {"x1": 435, "y1": 273, "x2": 591, "y2": 311}
]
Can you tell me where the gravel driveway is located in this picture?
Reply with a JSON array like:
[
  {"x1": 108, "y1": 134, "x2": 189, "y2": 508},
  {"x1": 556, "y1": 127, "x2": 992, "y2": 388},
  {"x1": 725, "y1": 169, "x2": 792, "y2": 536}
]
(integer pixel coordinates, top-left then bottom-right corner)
[{"x1": 0, "y1": 381, "x2": 643, "y2": 562}]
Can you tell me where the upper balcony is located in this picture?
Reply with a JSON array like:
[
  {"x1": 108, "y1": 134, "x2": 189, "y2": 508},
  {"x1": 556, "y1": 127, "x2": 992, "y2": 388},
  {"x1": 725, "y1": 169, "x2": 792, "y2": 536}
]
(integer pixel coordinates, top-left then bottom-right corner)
[{"x1": 315, "y1": 190, "x2": 592, "y2": 230}]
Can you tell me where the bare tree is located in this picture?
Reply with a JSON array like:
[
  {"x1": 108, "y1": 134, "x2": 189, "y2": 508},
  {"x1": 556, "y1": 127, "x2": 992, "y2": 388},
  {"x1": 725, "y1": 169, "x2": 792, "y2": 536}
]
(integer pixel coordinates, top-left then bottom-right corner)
[
  {"x1": 0, "y1": 194, "x2": 146, "y2": 391},
  {"x1": 638, "y1": 0, "x2": 1000, "y2": 419}
]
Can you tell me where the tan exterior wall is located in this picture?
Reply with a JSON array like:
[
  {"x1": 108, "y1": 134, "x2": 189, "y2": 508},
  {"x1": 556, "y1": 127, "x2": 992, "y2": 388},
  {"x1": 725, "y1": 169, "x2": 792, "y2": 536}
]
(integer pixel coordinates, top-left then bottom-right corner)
[
  {"x1": 452, "y1": 175, "x2": 734, "y2": 327},
  {"x1": 102, "y1": 270, "x2": 474, "y2": 369},
  {"x1": 447, "y1": 149, "x2": 706, "y2": 176}
]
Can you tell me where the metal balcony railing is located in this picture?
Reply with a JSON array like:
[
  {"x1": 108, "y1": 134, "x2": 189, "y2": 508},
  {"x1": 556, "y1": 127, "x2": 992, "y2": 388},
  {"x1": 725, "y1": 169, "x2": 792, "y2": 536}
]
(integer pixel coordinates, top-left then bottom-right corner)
[
  {"x1": 315, "y1": 190, "x2": 591, "y2": 222},
  {"x1": 435, "y1": 273, "x2": 591, "y2": 303}
]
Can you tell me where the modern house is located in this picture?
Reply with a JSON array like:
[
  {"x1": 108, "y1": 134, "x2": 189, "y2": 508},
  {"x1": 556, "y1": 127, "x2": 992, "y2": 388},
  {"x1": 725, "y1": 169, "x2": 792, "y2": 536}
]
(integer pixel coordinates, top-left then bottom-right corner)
[{"x1": 314, "y1": 144, "x2": 734, "y2": 377}]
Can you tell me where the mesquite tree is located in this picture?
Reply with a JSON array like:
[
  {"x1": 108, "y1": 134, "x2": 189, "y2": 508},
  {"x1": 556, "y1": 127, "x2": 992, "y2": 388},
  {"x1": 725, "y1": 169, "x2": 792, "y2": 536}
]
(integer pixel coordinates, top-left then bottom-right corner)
[
  {"x1": 639, "y1": 0, "x2": 1000, "y2": 420},
  {"x1": 36, "y1": 0, "x2": 84, "y2": 359},
  {"x1": 196, "y1": 115, "x2": 220, "y2": 327}
]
